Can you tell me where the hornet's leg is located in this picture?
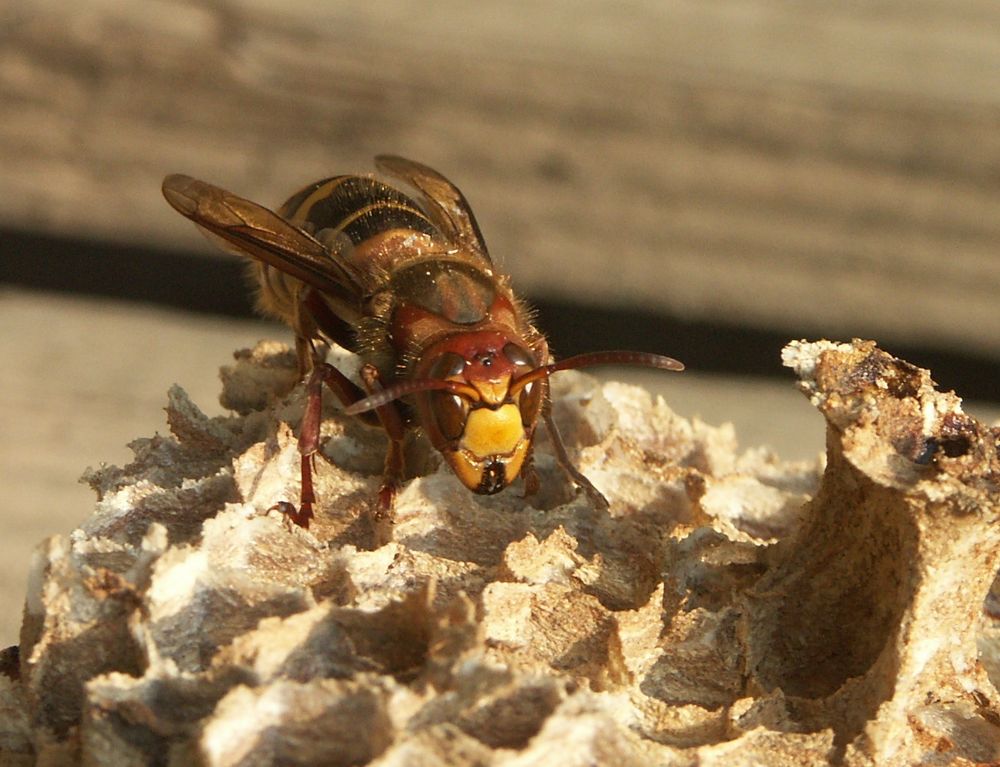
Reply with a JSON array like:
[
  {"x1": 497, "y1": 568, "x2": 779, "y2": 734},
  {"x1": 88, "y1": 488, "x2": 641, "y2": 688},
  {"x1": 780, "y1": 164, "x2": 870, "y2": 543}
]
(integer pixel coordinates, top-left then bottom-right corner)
[
  {"x1": 519, "y1": 443, "x2": 541, "y2": 499},
  {"x1": 360, "y1": 364, "x2": 407, "y2": 520},
  {"x1": 278, "y1": 359, "x2": 369, "y2": 528},
  {"x1": 279, "y1": 361, "x2": 407, "y2": 529},
  {"x1": 277, "y1": 288, "x2": 393, "y2": 528},
  {"x1": 542, "y1": 410, "x2": 609, "y2": 510}
]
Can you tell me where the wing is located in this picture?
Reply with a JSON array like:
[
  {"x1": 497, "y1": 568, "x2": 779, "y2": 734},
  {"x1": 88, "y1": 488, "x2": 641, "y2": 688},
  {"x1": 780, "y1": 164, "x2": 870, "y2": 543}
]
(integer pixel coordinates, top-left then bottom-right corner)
[
  {"x1": 162, "y1": 174, "x2": 365, "y2": 313},
  {"x1": 374, "y1": 155, "x2": 492, "y2": 266}
]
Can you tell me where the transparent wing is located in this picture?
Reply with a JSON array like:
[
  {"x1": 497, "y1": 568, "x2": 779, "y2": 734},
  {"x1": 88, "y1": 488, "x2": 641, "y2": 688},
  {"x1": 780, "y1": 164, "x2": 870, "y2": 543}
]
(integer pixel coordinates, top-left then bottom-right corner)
[
  {"x1": 374, "y1": 155, "x2": 492, "y2": 266},
  {"x1": 162, "y1": 174, "x2": 365, "y2": 312}
]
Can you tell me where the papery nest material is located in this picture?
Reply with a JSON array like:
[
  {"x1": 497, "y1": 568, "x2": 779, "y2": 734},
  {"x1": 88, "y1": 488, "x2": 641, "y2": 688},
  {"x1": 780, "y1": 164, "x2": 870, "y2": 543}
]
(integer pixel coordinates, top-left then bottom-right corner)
[{"x1": 1, "y1": 339, "x2": 997, "y2": 766}]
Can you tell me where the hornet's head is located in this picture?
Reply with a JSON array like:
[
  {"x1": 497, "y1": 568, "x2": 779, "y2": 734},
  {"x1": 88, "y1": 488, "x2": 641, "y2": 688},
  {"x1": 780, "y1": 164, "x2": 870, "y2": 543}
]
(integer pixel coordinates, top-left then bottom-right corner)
[
  {"x1": 408, "y1": 332, "x2": 544, "y2": 494},
  {"x1": 344, "y1": 331, "x2": 683, "y2": 496}
]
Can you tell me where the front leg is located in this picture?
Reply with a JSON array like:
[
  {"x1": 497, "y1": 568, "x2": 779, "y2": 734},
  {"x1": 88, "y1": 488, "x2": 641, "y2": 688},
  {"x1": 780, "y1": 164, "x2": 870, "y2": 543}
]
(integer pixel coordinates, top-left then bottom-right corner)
[
  {"x1": 360, "y1": 364, "x2": 407, "y2": 519},
  {"x1": 283, "y1": 361, "x2": 367, "y2": 528},
  {"x1": 281, "y1": 361, "x2": 407, "y2": 529},
  {"x1": 542, "y1": 409, "x2": 609, "y2": 510}
]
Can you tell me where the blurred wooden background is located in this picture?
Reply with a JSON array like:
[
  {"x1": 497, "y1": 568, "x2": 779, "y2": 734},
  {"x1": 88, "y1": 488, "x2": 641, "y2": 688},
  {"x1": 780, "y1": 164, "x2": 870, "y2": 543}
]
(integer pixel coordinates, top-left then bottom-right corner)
[
  {"x1": 1, "y1": 1, "x2": 999, "y2": 645},
  {"x1": 3, "y1": 0, "x2": 1000, "y2": 359}
]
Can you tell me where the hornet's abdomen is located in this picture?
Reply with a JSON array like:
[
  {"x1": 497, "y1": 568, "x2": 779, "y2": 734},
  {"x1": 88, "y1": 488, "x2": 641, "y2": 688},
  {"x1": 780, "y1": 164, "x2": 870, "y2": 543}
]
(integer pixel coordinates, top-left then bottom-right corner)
[
  {"x1": 254, "y1": 175, "x2": 449, "y2": 343},
  {"x1": 280, "y1": 176, "x2": 438, "y2": 244}
]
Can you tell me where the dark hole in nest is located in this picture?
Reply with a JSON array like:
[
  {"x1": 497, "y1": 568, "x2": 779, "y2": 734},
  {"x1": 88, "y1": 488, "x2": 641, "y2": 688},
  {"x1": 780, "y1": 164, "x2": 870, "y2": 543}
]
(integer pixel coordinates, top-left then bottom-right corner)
[
  {"x1": 939, "y1": 435, "x2": 973, "y2": 458},
  {"x1": 939, "y1": 413, "x2": 978, "y2": 458}
]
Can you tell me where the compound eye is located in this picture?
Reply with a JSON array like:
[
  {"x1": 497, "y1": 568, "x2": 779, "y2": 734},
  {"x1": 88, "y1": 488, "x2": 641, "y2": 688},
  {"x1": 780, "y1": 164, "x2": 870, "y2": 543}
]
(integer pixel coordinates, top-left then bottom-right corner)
[
  {"x1": 518, "y1": 379, "x2": 543, "y2": 428},
  {"x1": 432, "y1": 392, "x2": 469, "y2": 442},
  {"x1": 429, "y1": 352, "x2": 466, "y2": 379},
  {"x1": 503, "y1": 343, "x2": 534, "y2": 369}
]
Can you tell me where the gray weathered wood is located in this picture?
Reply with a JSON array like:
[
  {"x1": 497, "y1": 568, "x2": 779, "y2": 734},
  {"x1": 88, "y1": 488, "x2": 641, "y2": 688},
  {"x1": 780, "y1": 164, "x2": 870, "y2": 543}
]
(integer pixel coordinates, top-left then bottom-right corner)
[{"x1": 2, "y1": 0, "x2": 999, "y2": 357}]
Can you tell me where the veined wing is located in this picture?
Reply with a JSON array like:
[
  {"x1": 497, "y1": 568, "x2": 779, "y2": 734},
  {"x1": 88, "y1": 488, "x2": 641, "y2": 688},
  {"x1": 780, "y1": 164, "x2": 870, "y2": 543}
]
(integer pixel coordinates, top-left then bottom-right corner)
[
  {"x1": 374, "y1": 155, "x2": 492, "y2": 267},
  {"x1": 162, "y1": 174, "x2": 365, "y2": 312}
]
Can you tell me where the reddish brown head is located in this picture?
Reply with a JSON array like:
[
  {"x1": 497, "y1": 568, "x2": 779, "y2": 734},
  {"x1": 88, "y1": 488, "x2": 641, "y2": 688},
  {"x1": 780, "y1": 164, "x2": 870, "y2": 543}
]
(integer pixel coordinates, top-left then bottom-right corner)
[
  {"x1": 407, "y1": 331, "x2": 545, "y2": 494},
  {"x1": 345, "y1": 335, "x2": 683, "y2": 496}
]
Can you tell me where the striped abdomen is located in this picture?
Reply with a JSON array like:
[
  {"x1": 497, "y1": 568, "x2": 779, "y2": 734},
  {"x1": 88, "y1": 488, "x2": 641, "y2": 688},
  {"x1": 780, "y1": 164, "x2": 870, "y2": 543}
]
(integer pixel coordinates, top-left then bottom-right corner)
[
  {"x1": 279, "y1": 175, "x2": 439, "y2": 247},
  {"x1": 253, "y1": 175, "x2": 448, "y2": 342}
]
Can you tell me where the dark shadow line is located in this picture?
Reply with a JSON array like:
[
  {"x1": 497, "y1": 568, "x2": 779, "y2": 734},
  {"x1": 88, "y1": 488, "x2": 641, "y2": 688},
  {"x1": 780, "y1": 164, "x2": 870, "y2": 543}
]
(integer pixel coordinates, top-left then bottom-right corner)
[{"x1": 1, "y1": 228, "x2": 996, "y2": 402}]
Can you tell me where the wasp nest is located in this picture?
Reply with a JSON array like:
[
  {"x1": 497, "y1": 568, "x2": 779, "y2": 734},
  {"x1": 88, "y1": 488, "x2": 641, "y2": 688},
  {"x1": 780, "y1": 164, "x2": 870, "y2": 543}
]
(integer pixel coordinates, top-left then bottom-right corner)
[{"x1": 2, "y1": 339, "x2": 999, "y2": 766}]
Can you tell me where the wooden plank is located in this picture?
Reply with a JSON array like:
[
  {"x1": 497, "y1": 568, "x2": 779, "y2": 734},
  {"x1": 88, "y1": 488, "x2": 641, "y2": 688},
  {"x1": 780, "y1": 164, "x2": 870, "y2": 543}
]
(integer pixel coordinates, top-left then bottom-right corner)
[{"x1": 1, "y1": 0, "x2": 999, "y2": 358}]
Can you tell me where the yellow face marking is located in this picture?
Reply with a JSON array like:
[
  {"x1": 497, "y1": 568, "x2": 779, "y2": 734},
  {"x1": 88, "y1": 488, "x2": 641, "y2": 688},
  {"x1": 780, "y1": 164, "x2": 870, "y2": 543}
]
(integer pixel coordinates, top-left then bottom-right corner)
[
  {"x1": 501, "y1": 439, "x2": 530, "y2": 487},
  {"x1": 472, "y1": 376, "x2": 512, "y2": 407},
  {"x1": 450, "y1": 451, "x2": 486, "y2": 492},
  {"x1": 460, "y1": 404, "x2": 524, "y2": 458},
  {"x1": 444, "y1": 412, "x2": 531, "y2": 493}
]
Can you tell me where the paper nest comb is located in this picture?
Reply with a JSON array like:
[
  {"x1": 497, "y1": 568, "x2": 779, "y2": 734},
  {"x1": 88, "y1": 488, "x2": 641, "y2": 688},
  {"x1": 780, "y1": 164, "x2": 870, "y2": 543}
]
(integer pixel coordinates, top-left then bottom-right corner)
[{"x1": 1, "y1": 339, "x2": 999, "y2": 766}]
